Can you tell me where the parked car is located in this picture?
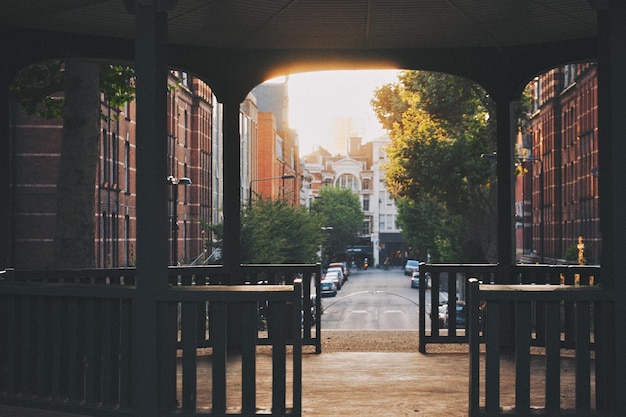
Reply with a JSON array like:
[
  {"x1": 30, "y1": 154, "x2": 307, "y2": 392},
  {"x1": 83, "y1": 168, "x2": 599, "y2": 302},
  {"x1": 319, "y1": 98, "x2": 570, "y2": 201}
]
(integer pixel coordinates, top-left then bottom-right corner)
[
  {"x1": 324, "y1": 270, "x2": 343, "y2": 290},
  {"x1": 329, "y1": 262, "x2": 350, "y2": 280},
  {"x1": 410, "y1": 271, "x2": 429, "y2": 288},
  {"x1": 404, "y1": 259, "x2": 420, "y2": 276},
  {"x1": 325, "y1": 267, "x2": 345, "y2": 287},
  {"x1": 438, "y1": 301, "x2": 466, "y2": 328},
  {"x1": 320, "y1": 278, "x2": 337, "y2": 297}
]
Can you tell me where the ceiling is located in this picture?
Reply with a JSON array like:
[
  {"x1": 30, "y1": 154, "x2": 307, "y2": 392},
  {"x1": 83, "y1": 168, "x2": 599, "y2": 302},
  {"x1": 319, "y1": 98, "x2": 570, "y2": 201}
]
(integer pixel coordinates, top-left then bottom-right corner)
[
  {"x1": 0, "y1": 1, "x2": 600, "y2": 96},
  {"x1": 1, "y1": 0, "x2": 597, "y2": 49}
]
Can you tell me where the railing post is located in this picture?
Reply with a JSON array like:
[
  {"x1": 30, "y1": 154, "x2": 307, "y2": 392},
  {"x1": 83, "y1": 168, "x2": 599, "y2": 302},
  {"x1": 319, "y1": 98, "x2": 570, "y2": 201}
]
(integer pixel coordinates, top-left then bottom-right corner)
[
  {"x1": 468, "y1": 278, "x2": 481, "y2": 417},
  {"x1": 292, "y1": 280, "x2": 303, "y2": 416},
  {"x1": 418, "y1": 267, "x2": 427, "y2": 353}
]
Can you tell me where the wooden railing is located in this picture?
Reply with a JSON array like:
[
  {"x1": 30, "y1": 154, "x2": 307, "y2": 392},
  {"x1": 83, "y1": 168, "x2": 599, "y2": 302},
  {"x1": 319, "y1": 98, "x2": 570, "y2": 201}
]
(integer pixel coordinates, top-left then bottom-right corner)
[
  {"x1": 468, "y1": 279, "x2": 613, "y2": 416},
  {"x1": 418, "y1": 263, "x2": 495, "y2": 352},
  {"x1": 418, "y1": 263, "x2": 601, "y2": 352},
  {"x1": 6, "y1": 263, "x2": 322, "y2": 352},
  {"x1": 0, "y1": 265, "x2": 317, "y2": 416}
]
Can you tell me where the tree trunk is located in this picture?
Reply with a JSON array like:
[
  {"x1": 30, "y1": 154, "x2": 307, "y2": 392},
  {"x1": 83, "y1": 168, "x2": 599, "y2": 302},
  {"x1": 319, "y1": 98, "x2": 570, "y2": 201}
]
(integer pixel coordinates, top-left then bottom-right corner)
[{"x1": 53, "y1": 60, "x2": 100, "y2": 268}]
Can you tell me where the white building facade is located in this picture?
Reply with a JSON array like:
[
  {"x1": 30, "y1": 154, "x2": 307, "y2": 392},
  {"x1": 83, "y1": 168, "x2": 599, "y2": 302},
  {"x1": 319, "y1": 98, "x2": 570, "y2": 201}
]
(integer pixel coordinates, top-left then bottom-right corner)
[{"x1": 301, "y1": 136, "x2": 405, "y2": 267}]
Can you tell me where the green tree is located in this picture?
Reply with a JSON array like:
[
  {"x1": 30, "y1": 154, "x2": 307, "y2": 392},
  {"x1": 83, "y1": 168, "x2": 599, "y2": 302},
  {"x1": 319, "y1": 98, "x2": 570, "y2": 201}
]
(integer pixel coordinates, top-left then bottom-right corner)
[
  {"x1": 241, "y1": 198, "x2": 323, "y2": 264},
  {"x1": 372, "y1": 71, "x2": 500, "y2": 262},
  {"x1": 10, "y1": 60, "x2": 135, "y2": 268},
  {"x1": 309, "y1": 186, "x2": 363, "y2": 260}
]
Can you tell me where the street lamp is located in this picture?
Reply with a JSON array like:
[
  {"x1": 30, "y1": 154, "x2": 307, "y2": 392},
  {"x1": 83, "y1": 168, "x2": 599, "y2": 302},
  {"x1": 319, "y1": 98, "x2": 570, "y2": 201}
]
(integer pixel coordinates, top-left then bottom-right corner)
[
  {"x1": 167, "y1": 175, "x2": 192, "y2": 265},
  {"x1": 248, "y1": 174, "x2": 296, "y2": 208},
  {"x1": 481, "y1": 152, "x2": 544, "y2": 263}
]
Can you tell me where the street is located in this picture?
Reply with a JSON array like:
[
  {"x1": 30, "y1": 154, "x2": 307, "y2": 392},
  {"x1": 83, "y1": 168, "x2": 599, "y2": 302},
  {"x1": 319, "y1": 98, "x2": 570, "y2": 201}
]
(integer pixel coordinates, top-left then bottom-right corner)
[{"x1": 319, "y1": 266, "x2": 432, "y2": 330}]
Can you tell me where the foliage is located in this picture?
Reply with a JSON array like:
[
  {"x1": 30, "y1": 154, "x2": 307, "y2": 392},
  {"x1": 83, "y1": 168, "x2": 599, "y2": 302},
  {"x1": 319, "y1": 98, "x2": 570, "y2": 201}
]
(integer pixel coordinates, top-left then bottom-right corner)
[
  {"x1": 241, "y1": 198, "x2": 324, "y2": 263},
  {"x1": 9, "y1": 61, "x2": 65, "y2": 118},
  {"x1": 100, "y1": 65, "x2": 136, "y2": 114},
  {"x1": 10, "y1": 60, "x2": 135, "y2": 120},
  {"x1": 564, "y1": 240, "x2": 592, "y2": 265},
  {"x1": 309, "y1": 186, "x2": 364, "y2": 258},
  {"x1": 395, "y1": 196, "x2": 485, "y2": 263},
  {"x1": 372, "y1": 71, "x2": 506, "y2": 262}
]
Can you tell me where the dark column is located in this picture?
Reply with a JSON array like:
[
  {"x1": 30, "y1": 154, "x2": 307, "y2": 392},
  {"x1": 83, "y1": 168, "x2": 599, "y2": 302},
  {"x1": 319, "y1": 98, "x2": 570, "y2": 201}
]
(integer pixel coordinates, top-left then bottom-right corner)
[
  {"x1": 597, "y1": 1, "x2": 626, "y2": 412},
  {"x1": 221, "y1": 97, "x2": 242, "y2": 280},
  {"x1": 0, "y1": 73, "x2": 12, "y2": 268},
  {"x1": 132, "y1": 0, "x2": 172, "y2": 415},
  {"x1": 495, "y1": 98, "x2": 516, "y2": 278},
  {"x1": 495, "y1": 96, "x2": 517, "y2": 350}
]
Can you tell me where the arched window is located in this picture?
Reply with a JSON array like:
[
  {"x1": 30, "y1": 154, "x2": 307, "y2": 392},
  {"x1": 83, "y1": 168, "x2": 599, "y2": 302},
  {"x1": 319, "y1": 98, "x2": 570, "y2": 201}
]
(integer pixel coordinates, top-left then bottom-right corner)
[{"x1": 337, "y1": 174, "x2": 359, "y2": 191}]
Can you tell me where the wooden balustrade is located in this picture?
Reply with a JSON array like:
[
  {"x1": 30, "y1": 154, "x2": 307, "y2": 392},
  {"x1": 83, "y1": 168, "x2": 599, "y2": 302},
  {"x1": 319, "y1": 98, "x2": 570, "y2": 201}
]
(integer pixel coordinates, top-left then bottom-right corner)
[
  {"x1": 0, "y1": 266, "x2": 310, "y2": 417},
  {"x1": 468, "y1": 279, "x2": 613, "y2": 416}
]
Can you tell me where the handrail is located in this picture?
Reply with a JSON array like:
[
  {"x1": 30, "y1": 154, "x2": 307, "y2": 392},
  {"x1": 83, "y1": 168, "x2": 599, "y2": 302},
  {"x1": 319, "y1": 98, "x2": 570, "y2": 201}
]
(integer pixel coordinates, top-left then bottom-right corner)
[
  {"x1": 6, "y1": 264, "x2": 323, "y2": 353},
  {"x1": 418, "y1": 263, "x2": 602, "y2": 352},
  {"x1": 468, "y1": 279, "x2": 613, "y2": 416},
  {"x1": 0, "y1": 278, "x2": 303, "y2": 416}
]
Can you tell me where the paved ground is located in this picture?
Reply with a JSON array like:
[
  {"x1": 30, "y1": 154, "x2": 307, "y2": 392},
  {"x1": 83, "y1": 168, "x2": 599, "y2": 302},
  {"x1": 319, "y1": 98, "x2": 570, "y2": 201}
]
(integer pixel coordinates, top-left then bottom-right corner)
[{"x1": 0, "y1": 331, "x2": 588, "y2": 417}]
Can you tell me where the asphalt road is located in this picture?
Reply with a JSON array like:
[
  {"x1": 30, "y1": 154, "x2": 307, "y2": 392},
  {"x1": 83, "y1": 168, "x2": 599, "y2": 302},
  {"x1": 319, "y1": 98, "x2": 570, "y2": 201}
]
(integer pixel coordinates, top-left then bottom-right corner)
[{"x1": 319, "y1": 266, "x2": 432, "y2": 330}]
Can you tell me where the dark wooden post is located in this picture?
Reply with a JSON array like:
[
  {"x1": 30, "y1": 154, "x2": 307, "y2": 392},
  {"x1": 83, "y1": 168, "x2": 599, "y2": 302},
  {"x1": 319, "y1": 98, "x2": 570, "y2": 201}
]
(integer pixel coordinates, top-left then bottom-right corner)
[
  {"x1": 468, "y1": 278, "x2": 480, "y2": 417},
  {"x1": 0, "y1": 73, "x2": 11, "y2": 269},
  {"x1": 494, "y1": 96, "x2": 517, "y2": 350},
  {"x1": 596, "y1": 1, "x2": 626, "y2": 413},
  {"x1": 221, "y1": 96, "x2": 242, "y2": 279},
  {"x1": 132, "y1": 0, "x2": 174, "y2": 415}
]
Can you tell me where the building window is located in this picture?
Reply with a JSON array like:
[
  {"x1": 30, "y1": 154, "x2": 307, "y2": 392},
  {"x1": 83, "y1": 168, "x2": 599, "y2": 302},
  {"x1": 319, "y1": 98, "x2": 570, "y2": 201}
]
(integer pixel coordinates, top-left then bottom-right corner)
[
  {"x1": 362, "y1": 218, "x2": 371, "y2": 235},
  {"x1": 563, "y1": 64, "x2": 577, "y2": 88},
  {"x1": 363, "y1": 197, "x2": 370, "y2": 211},
  {"x1": 111, "y1": 132, "x2": 118, "y2": 186},
  {"x1": 363, "y1": 178, "x2": 370, "y2": 190},
  {"x1": 337, "y1": 174, "x2": 358, "y2": 191},
  {"x1": 532, "y1": 77, "x2": 541, "y2": 113},
  {"x1": 124, "y1": 141, "x2": 130, "y2": 193},
  {"x1": 124, "y1": 101, "x2": 130, "y2": 120},
  {"x1": 124, "y1": 215, "x2": 130, "y2": 266},
  {"x1": 276, "y1": 135, "x2": 284, "y2": 160}
]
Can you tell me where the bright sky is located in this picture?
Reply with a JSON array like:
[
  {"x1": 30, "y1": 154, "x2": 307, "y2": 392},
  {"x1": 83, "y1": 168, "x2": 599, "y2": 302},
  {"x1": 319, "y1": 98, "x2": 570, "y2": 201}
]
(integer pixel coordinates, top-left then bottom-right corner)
[{"x1": 269, "y1": 70, "x2": 401, "y2": 155}]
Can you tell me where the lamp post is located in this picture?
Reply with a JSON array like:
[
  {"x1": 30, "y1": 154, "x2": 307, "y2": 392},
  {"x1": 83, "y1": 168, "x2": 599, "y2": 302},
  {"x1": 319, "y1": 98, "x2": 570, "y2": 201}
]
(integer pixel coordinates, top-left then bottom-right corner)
[
  {"x1": 248, "y1": 174, "x2": 296, "y2": 208},
  {"x1": 481, "y1": 152, "x2": 544, "y2": 263},
  {"x1": 167, "y1": 175, "x2": 192, "y2": 265}
]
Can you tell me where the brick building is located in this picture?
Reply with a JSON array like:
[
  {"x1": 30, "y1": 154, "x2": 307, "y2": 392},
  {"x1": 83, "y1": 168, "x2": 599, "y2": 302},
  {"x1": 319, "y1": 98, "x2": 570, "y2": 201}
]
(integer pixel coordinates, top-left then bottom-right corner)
[
  {"x1": 250, "y1": 80, "x2": 300, "y2": 207},
  {"x1": 10, "y1": 69, "x2": 300, "y2": 268},
  {"x1": 518, "y1": 63, "x2": 600, "y2": 264}
]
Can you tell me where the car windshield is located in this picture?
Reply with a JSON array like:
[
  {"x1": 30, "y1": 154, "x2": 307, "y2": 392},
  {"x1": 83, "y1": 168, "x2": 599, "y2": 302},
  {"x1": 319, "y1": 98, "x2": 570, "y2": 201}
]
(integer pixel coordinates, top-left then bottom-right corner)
[{"x1": 406, "y1": 260, "x2": 419, "y2": 267}]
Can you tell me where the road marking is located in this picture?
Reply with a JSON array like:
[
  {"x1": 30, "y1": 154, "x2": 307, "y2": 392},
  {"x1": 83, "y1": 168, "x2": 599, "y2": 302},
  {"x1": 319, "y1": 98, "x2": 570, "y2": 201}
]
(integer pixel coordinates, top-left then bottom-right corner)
[
  {"x1": 384, "y1": 310, "x2": 403, "y2": 314},
  {"x1": 350, "y1": 310, "x2": 368, "y2": 314}
]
